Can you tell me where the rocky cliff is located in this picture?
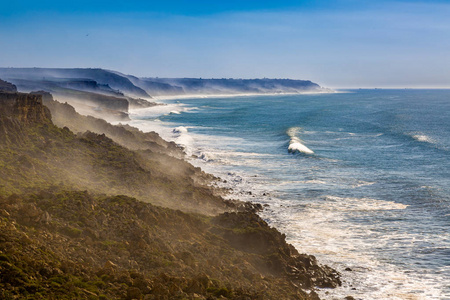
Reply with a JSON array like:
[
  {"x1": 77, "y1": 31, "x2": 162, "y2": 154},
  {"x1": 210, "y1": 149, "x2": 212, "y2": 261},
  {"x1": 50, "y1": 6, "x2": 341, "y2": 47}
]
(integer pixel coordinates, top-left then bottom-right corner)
[
  {"x1": 0, "y1": 92, "x2": 51, "y2": 124},
  {"x1": 0, "y1": 79, "x2": 17, "y2": 92},
  {"x1": 0, "y1": 90, "x2": 341, "y2": 299}
]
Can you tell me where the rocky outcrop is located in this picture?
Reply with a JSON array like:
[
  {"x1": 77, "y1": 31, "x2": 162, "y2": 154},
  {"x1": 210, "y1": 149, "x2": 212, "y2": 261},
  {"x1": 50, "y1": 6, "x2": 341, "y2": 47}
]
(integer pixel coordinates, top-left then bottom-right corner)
[
  {"x1": 0, "y1": 92, "x2": 51, "y2": 146},
  {"x1": 0, "y1": 92, "x2": 51, "y2": 124},
  {"x1": 212, "y1": 212, "x2": 341, "y2": 289},
  {"x1": 0, "y1": 79, "x2": 17, "y2": 92}
]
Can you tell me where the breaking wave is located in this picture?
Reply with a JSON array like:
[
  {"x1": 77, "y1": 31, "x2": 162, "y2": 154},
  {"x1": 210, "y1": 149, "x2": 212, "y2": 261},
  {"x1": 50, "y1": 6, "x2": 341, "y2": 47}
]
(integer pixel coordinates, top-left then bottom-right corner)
[
  {"x1": 287, "y1": 127, "x2": 314, "y2": 154},
  {"x1": 411, "y1": 133, "x2": 435, "y2": 144}
]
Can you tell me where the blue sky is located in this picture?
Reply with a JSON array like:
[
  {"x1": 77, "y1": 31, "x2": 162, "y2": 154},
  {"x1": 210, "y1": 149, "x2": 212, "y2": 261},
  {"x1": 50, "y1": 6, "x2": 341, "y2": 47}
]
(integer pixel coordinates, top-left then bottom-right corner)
[{"x1": 1, "y1": 1, "x2": 449, "y2": 88}]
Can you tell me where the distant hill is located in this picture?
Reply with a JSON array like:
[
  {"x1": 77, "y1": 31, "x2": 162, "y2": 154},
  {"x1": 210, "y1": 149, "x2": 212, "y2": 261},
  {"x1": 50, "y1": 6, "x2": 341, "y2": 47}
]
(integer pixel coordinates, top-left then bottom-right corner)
[
  {"x1": 0, "y1": 69, "x2": 158, "y2": 121},
  {"x1": 139, "y1": 77, "x2": 325, "y2": 95},
  {"x1": 0, "y1": 68, "x2": 149, "y2": 98},
  {"x1": 0, "y1": 68, "x2": 328, "y2": 100}
]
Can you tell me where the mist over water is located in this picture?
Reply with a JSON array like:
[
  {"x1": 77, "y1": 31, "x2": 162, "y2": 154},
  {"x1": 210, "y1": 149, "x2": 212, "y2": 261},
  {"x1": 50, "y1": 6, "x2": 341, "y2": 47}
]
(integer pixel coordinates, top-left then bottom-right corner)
[{"x1": 129, "y1": 90, "x2": 450, "y2": 299}]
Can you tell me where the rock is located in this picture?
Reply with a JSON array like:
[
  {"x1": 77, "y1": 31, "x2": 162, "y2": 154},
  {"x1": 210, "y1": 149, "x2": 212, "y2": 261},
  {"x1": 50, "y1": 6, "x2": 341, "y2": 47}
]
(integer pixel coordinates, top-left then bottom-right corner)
[
  {"x1": 126, "y1": 287, "x2": 142, "y2": 300},
  {"x1": 0, "y1": 79, "x2": 17, "y2": 92}
]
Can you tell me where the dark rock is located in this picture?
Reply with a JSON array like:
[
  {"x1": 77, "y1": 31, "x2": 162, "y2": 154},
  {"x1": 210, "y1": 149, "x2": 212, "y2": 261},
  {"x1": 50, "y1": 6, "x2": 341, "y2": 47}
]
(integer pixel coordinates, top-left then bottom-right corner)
[{"x1": 0, "y1": 79, "x2": 17, "y2": 92}]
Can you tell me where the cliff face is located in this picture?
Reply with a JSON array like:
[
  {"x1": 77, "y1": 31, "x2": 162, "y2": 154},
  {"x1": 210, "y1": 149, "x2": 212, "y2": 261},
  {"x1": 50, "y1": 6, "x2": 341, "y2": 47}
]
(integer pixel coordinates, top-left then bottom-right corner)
[
  {"x1": 0, "y1": 92, "x2": 52, "y2": 146},
  {"x1": 0, "y1": 92, "x2": 51, "y2": 124},
  {"x1": 0, "y1": 91, "x2": 341, "y2": 299}
]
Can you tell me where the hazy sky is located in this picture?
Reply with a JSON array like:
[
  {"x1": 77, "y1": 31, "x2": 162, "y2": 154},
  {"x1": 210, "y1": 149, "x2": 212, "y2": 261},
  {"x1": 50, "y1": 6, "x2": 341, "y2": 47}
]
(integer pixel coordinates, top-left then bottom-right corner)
[{"x1": 1, "y1": 1, "x2": 449, "y2": 88}]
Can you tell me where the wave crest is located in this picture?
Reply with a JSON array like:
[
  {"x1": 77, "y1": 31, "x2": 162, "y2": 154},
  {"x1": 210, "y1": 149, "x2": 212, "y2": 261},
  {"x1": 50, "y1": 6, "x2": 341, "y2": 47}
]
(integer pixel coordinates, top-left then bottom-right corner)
[
  {"x1": 287, "y1": 127, "x2": 314, "y2": 154},
  {"x1": 411, "y1": 133, "x2": 434, "y2": 144}
]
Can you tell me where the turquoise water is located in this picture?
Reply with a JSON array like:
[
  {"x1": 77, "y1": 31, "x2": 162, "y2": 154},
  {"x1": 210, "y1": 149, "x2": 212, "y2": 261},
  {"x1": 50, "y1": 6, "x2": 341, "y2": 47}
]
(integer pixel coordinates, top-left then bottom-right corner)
[{"x1": 129, "y1": 90, "x2": 450, "y2": 299}]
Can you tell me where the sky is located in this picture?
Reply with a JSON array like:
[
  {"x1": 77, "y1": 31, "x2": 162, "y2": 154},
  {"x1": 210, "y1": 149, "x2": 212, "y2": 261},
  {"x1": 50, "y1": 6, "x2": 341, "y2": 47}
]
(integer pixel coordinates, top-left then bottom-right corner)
[{"x1": 0, "y1": 1, "x2": 449, "y2": 88}]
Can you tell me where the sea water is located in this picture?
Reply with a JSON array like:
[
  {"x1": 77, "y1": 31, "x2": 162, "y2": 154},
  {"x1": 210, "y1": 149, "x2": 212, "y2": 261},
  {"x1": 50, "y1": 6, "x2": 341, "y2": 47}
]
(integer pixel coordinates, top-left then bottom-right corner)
[{"x1": 128, "y1": 89, "x2": 450, "y2": 299}]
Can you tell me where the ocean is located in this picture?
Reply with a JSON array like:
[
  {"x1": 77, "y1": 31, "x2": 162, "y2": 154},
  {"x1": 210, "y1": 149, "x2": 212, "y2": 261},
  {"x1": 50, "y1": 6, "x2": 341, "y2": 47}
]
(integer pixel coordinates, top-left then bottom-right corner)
[{"x1": 127, "y1": 89, "x2": 450, "y2": 299}]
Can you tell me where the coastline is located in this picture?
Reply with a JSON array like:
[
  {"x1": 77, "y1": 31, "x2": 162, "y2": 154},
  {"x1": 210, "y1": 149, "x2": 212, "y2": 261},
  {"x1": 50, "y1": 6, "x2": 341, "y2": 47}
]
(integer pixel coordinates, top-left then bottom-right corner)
[
  {"x1": 127, "y1": 90, "x2": 449, "y2": 300},
  {"x1": 150, "y1": 89, "x2": 337, "y2": 102},
  {"x1": 0, "y1": 90, "x2": 343, "y2": 299}
]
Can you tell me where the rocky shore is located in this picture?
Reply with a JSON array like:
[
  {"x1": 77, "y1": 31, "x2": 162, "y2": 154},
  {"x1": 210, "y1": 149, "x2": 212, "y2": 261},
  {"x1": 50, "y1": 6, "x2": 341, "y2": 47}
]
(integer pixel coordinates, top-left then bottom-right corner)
[{"x1": 0, "y1": 84, "x2": 341, "y2": 299}]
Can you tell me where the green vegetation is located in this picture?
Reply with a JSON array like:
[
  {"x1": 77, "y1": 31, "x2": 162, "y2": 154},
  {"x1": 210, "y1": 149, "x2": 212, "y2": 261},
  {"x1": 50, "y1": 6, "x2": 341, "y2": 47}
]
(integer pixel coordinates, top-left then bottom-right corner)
[{"x1": 0, "y1": 91, "x2": 340, "y2": 299}]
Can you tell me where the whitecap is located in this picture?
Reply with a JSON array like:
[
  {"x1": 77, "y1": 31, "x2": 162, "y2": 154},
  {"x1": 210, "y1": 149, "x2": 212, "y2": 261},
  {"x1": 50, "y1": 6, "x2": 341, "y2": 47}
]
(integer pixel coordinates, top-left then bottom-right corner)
[
  {"x1": 288, "y1": 139, "x2": 314, "y2": 154},
  {"x1": 172, "y1": 126, "x2": 188, "y2": 134},
  {"x1": 412, "y1": 133, "x2": 434, "y2": 143},
  {"x1": 286, "y1": 127, "x2": 314, "y2": 154},
  {"x1": 324, "y1": 195, "x2": 409, "y2": 211}
]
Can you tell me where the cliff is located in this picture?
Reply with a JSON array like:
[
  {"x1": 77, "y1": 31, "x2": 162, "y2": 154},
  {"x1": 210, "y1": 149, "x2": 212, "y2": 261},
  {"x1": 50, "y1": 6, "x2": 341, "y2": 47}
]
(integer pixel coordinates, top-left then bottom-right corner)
[
  {"x1": 0, "y1": 68, "x2": 329, "y2": 100},
  {"x1": 137, "y1": 78, "x2": 325, "y2": 96},
  {"x1": 0, "y1": 92, "x2": 52, "y2": 146},
  {"x1": 0, "y1": 90, "x2": 341, "y2": 299},
  {"x1": 0, "y1": 68, "x2": 150, "y2": 98},
  {"x1": 0, "y1": 79, "x2": 17, "y2": 92}
]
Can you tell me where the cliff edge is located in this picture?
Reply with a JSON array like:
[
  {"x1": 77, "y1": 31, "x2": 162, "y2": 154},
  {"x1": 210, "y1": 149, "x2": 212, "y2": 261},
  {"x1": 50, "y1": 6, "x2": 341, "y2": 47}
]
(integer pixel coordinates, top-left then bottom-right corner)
[{"x1": 0, "y1": 91, "x2": 341, "y2": 299}]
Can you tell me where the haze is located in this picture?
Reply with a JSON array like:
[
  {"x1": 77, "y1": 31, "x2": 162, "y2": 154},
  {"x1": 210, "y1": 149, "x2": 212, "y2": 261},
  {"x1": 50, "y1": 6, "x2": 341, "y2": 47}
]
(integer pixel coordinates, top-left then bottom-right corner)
[{"x1": 1, "y1": 0, "x2": 449, "y2": 89}]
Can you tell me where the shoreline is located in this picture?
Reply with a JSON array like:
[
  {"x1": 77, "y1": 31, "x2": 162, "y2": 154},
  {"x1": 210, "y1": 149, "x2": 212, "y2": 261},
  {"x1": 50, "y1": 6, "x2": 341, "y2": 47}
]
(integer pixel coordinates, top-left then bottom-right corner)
[
  {"x1": 0, "y1": 90, "x2": 344, "y2": 299},
  {"x1": 150, "y1": 89, "x2": 338, "y2": 102},
  {"x1": 126, "y1": 91, "x2": 447, "y2": 300}
]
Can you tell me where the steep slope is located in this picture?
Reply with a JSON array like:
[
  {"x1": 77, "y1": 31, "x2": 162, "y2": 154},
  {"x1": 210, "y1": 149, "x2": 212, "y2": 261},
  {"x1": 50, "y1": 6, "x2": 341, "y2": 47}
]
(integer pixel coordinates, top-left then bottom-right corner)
[
  {"x1": 0, "y1": 90, "x2": 341, "y2": 299},
  {"x1": 0, "y1": 91, "x2": 227, "y2": 213}
]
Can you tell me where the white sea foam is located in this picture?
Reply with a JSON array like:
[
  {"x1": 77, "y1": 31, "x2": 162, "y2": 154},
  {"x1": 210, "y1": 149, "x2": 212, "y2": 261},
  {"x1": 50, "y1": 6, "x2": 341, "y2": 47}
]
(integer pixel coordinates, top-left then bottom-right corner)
[
  {"x1": 169, "y1": 110, "x2": 181, "y2": 115},
  {"x1": 412, "y1": 133, "x2": 434, "y2": 143},
  {"x1": 287, "y1": 127, "x2": 314, "y2": 154},
  {"x1": 351, "y1": 180, "x2": 376, "y2": 188},
  {"x1": 172, "y1": 126, "x2": 188, "y2": 134},
  {"x1": 257, "y1": 195, "x2": 445, "y2": 300},
  {"x1": 125, "y1": 95, "x2": 448, "y2": 300},
  {"x1": 324, "y1": 195, "x2": 409, "y2": 211}
]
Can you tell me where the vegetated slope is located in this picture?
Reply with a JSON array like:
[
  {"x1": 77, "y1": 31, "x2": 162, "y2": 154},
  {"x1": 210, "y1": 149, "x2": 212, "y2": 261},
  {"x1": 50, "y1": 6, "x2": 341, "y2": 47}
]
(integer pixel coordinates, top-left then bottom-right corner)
[
  {"x1": 0, "y1": 191, "x2": 339, "y2": 300},
  {"x1": 0, "y1": 91, "x2": 341, "y2": 299},
  {"x1": 0, "y1": 91, "x2": 228, "y2": 214}
]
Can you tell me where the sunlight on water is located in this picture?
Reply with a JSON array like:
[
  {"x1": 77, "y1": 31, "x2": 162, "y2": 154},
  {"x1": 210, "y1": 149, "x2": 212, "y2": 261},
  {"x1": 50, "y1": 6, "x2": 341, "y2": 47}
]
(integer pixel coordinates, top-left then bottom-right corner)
[{"x1": 129, "y1": 90, "x2": 450, "y2": 299}]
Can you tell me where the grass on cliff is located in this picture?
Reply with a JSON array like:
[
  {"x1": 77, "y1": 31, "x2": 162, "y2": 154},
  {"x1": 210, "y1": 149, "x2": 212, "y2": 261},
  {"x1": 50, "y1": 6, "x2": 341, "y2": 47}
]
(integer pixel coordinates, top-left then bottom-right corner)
[{"x1": 0, "y1": 190, "x2": 336, "y2": 299}]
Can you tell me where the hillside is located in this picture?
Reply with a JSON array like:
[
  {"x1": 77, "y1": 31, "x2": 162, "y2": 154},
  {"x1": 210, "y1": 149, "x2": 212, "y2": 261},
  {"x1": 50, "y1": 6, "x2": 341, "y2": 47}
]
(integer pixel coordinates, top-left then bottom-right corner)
[
  {"x1": 138, "y1": 78, "x2": 325, "y2": 95},
  {"x1": 0, "y1": 91, "x2": 341, "y2": 299},
  {"x1": 0, "y1": 68, "x2": 329, "y2": 101}
]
